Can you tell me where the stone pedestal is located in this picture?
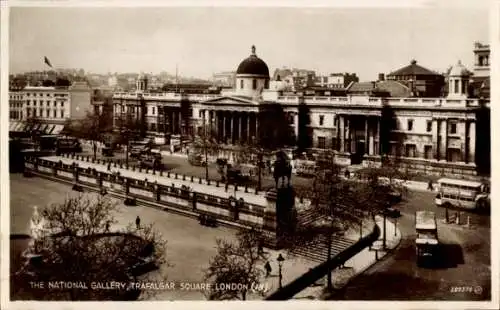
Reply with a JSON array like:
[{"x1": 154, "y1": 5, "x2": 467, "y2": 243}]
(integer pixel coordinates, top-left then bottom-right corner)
[{"x1": 264, "y1": 186, "x2": 296, "y2": 249}]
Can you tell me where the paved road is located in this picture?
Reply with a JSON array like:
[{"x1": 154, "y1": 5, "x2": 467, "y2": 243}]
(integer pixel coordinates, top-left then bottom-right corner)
[
  {"x1": 9, "y1": 173, "x2": 237, "y2": 300},
  {"x1": 77, "y1": 148, "x2": 314, "y2": 190},
  {"x1": 328, "y1": 191, "x2": 491, "y2": 301},
  {"x1": 45, "y1": 155, "x2": 269, "y2": 206}
]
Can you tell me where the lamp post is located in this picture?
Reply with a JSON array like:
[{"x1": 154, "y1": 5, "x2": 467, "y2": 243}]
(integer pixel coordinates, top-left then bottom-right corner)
[{"x1": 277, "y1": 253, "x2": 285, "y2": 290}]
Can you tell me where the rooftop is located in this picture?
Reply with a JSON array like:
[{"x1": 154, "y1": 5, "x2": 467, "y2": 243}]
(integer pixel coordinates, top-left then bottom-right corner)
[{"x1": 388, "y1": 60, "x2": 442, "y2": 77}]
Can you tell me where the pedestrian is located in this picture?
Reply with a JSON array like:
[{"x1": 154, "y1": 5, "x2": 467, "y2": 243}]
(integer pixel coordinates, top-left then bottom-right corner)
[
  {"x1": 135, "y1": 216, "x2": 141, "y2": 229},
  {"x1": 264, "y1": 261, "x2": 272, "y2": 277},
  {"x1": 258, "y1": 239, "x2": 264, "y2": 255},
  {"x1": 427, "y1": 179, "x2": 434, "y2": 191},
  {"x1": 107, "y1": 161, "x2": 111, "y2": 171},
  {"x1": 105, "y1": 221, "x2": 110, "y2": 232},
  {"x1": 93, "y1": 143, "x2": 97, "y2": 156}
]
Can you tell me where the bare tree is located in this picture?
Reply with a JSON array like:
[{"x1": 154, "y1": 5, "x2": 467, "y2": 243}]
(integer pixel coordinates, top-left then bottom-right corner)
[
  {"x1": 236, "y1": 138, "x2": 266, "y2": 191},
  {"x1": 289, "y1": 153, "x2": 362, "y2": 291},
  {"x1": 203, "y1": 228, "x2": 266, "y2": 300},
  {"x1": 12, "y1": 194, "x2": 168, "y2": 300},
  {"x1": 191, "y1": 124, "x2": 220, "y2": 180}
]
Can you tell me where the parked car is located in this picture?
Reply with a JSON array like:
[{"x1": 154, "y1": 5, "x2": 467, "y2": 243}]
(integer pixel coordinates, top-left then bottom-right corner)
[
  {"x1": 102, "y1": 143, "x2": 114, "y2": 157},
  {"x1": 139, "y1": 154, "x2": 163, "y2": 170},
  {"x1": 188, "y1": 153, "x2": 207, "y2": 166}
]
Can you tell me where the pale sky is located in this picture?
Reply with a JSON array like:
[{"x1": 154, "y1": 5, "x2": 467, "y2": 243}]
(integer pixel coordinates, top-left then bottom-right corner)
[{"x1": 9, "y1": 5, "x2": 489, "y2": 81}]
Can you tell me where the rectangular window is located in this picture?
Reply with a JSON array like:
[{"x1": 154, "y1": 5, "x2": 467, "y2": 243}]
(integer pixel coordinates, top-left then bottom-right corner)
[
  {"x1": 454, "y1": 80, "x2": 459, "y2": 93},
  {"x1": 53, "y1": 110, "x2": 57, "y2": 118},
  {"x1": 331, "y1": 137, "x2": 337, "y2": 150},
  {"x1": 426, "y1": 120, "x2": 432, "y2": 132},
  {"x1": 60, "y1": 110, "x2": 64, "y2": 118},
  {"x1": 392, "y1": 118, "x2": 398, "y2": 130},
  {"x1": 34, "y1": 100, "x2": 37, "y2": 106},
  {"x1": 152, "y1": 107, "x2": 155, "y2": 115},
  {"x1": 424, "y1": 145, "x2": 432, "y2": 159},
  {"x1": 407, "y1": 119, "x2": 413, "y2": 131},
  {"x1": 46, "y1": 109, "x2": 49, "y2": 117},
  {"x1": 450, "y1": 122, "x2": 457, "y2": 134},
  {"x1": 151, "y1": 123, "x2": 157, "y2": 131},
  {"x1": 319, "y1": 115, "x2": 324, "y2": 126},
  {"x1": 53, "y1": 102, "x2": 56, "y2": 107},
  {"x1": 252, "y1": 79, "x2": 257, "y2": 90},
  {"x1": 60, "y1": 102, "x2": 64, "y2": 107},
  {"x1": 240, "y1": 79, "x2": 244, "y2": 89},
  {"x1": 334, "y1": 116, "x2": 338, "y2": 127},
  {"x1": 318, "y1": 136, "x2": 326, "y2": 149}
]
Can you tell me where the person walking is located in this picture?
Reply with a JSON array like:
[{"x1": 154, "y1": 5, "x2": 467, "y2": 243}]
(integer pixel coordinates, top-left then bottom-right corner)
[
  {"x1": 105, "y1": 221, "x2": 110, "y2": 233},
  {"x1": 264, "y1": 261, "x2": 272, "y2": 278},
  {"x1": 135, "y1": 216, "x2": 141, "y2": 230},
  {"x1": 427, "y1": 179, "x2": 434, "y2": 191}
]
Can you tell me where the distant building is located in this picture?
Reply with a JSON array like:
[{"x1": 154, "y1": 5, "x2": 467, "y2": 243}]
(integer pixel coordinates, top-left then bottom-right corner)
[
  {"x1": 273, "y1": 67, "x2": 316, "y2": 90},
  {"x1": 473, "y1": 42, "x2": 490, "y2": 78},
  {"x1": 386, "y1": 60, "x2": 445, "y2": 97},
  {"x1": 315, "y1": 73, "x2": 359, "y2": 89},
  {"x1": 470, "y1": 42, "x2": 490, "y2": 100},
  {"x1": 213, "y1": 71, "x2": 236, "y2": 87},
  {"x1": 8, "y1": 82, "x2": 93, "y2": 134},
  {"x1": 111, "y1": 43, "x2": 490, "y2": 178}
]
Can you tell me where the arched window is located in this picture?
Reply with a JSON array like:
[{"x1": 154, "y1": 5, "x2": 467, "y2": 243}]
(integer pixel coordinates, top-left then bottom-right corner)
[{"x1": 252, "y1": 79, "x2": 257, "y2": 90}]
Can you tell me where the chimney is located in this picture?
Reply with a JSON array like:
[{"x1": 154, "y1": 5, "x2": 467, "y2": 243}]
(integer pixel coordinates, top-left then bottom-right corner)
[{"x1": 378, "y1": 73, "x2": 385, "y2": 81}]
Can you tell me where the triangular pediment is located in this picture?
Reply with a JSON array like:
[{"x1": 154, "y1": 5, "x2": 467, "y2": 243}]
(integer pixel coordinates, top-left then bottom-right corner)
[{"x1": 201, "y1": 95, "x2": 257, "y2": 105}]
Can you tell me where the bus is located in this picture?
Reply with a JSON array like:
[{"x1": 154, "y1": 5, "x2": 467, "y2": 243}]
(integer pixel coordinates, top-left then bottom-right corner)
[
  {"x1": 434, "y1": 178, "x2": 490, "y2": 212},
  {"x1": 415, "y1": 211, "x2": 439, "y2": 267},
  {"x1": 56, "y1": 137, "x2": 82, "y2": 154}
]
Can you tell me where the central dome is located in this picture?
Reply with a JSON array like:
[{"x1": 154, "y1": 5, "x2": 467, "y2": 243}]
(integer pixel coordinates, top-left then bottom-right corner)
[{"x1": 236, "y1": 45, "x2": 270, "y2": 77}]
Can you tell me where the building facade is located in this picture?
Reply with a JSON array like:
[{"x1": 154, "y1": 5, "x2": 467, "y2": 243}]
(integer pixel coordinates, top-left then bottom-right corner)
[
  {"x1": 8, "y1": 82, "x2": 93, "y2": 133},
  {"x1": 112, "y1": 45, "x2": 490, "y2": 177}
]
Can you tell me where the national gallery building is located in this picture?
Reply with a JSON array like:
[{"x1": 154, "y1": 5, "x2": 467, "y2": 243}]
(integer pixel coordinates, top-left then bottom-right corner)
[{"x1": 112, "y1": 45, "x2": 490, "y2": 177}]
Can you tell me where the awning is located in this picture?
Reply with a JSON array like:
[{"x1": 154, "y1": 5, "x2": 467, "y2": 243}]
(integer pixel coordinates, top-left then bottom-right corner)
[
  {"x1": 52, "y1": 125, "x2": 64, "y2": 134},
  {"x1": 46, "y1": 125, "x2": 55, "y2": 134},
  {"x1": 13, "y1": 122, "x2": 23, "y2": 131}
]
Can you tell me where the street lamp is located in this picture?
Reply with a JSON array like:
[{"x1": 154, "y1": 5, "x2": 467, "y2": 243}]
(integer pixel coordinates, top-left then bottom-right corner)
[{"x1": 277, "y1": 253, "x2": 285, "y2": 289}]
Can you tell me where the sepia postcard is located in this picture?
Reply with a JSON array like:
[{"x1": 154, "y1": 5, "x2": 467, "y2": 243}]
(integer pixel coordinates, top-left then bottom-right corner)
[{"x1": 1, "y1": 1, "x2": 498, "y2": 309}]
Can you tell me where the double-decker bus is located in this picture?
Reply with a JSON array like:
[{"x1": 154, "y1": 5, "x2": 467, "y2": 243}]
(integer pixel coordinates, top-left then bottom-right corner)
[
  {"x1": 434, "y1": 178, "x2": 490, "y2": 212},
  {"x1": 415, "y1": 210, "x2": 439, "y2": 267}
]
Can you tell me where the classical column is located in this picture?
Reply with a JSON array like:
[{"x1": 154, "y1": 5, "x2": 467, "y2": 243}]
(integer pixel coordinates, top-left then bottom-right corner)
[
  {"x1": 294, "y1": 112, "x2": 299, "y2": 144},
  {"x1": 178, "y1": 110, "x2": 182, "y2": 136},
  {"x1": 238, "y1": 113, "x2": 242, "y2": 144},
  {"x1": 230, "y1": 113, "x2": 235, "y2": 144},
  {"x1": 255, "y1": 113, "x2": 260, "y2": 143},
  {"x1": 468, "y1": 121, "x2": 476, "y2": 163},
  {"x1": 440, "y1": 119, "x2": 448, "y2": 161},
  {"x1": 432, "y1": 119, "x2": 440, "y2": 161},
  {"x1": 209, "y1": 110, "x2": 213, "y2": 133},
  {"x1": 339, "y1": 115, "x2": 345, "y2": 153},
  {"x1": 364, "y1": 117, "x2": 369, "y2": 155},
  {"x1": 246, "y1": 113, "x2": 251, "y2": 143},
  {"x1": 376, "y1": 117, "x2": 381, "y2": 156},
  {"x1": 463, "y1": 120, "x2": 469, "y2": 163},
  {"x1": 222, "y1": 112, "x2": 226, "y2": 142}
]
